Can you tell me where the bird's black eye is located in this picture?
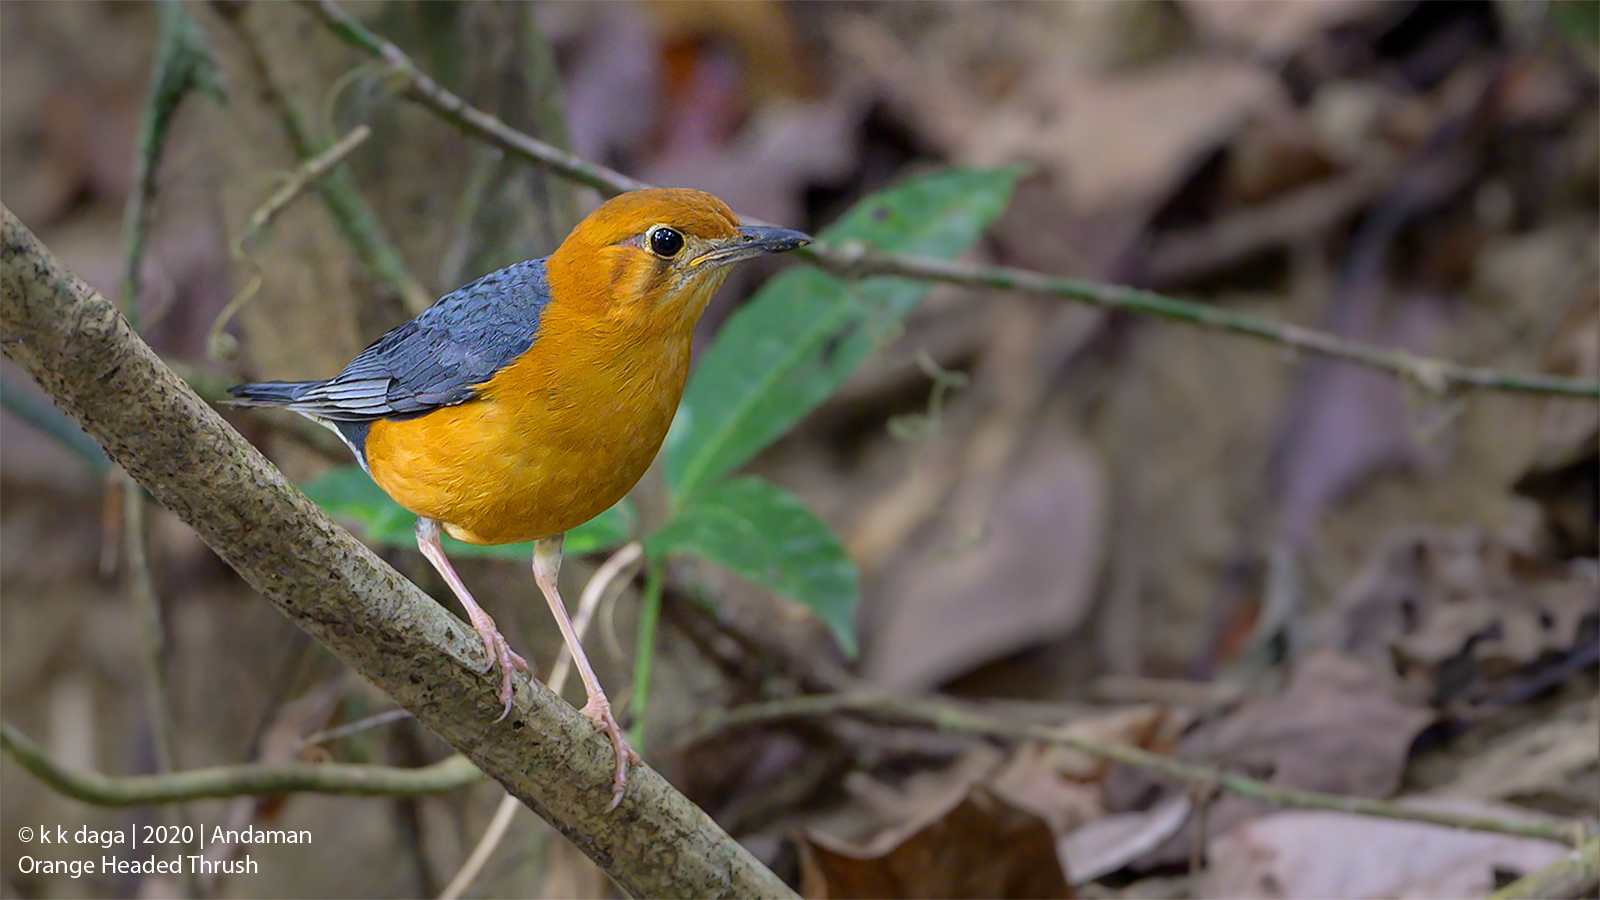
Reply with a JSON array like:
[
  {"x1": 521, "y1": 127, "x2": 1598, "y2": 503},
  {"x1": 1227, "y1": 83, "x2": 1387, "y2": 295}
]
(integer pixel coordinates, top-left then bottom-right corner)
[{"x1": 649, "y1": 227, "x2": 685, "y2": 259}]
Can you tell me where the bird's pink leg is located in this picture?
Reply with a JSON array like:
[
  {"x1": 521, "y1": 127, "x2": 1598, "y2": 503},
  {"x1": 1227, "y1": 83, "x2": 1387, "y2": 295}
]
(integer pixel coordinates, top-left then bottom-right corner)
[
  {"x1": 534, "y1": 535, "x2": 640, "y2": 810},
  {"x1": 416, "y1": 518, "x2": 529, "y2": 720}
]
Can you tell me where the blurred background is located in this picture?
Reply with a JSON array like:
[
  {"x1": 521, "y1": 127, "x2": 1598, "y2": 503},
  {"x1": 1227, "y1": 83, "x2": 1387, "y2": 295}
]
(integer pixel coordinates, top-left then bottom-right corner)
[{"x1": 2, "y1": 2, "x2": 1596, "y2": 898}]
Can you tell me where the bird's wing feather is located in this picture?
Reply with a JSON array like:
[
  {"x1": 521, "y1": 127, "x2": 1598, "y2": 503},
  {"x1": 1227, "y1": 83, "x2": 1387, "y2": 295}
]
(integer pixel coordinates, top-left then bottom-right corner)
[{"x1": 288, "y1": 259, "x2": 551, "y2": 421}]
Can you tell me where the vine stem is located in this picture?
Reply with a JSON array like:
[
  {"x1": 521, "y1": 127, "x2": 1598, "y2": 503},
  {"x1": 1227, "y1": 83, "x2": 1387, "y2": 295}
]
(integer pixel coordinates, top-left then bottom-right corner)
[
  {"x1": 1, "y1": 722, "x2": 482, "y2": 805},
  {"x1": 1489, "y1": 838, "x2": 1600, "y2": 900}
]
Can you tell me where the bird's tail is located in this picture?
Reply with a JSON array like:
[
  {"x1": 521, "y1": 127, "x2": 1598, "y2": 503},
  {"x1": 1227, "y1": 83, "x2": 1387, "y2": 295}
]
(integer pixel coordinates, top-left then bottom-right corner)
[{"x1": 226, "y1": 380, "x2": 320, "y2": 408}]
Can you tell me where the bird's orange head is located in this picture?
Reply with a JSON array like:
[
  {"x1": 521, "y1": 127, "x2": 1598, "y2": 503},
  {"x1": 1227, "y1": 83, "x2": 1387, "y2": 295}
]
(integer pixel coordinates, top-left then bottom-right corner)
[{"x1": 546, "y1": 188, "x2": 810, "y2": 330}]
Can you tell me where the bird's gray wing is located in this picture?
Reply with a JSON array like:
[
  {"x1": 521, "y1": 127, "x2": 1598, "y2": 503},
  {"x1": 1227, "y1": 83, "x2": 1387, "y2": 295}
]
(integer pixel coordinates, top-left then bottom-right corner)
[{"x1": 284, "y1": 259, "x2": 551, "y2": 422}]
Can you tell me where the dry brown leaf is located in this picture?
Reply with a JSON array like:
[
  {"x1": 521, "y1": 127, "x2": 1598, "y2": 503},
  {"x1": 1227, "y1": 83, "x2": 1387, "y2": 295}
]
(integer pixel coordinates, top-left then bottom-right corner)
[
  {"x1": 1431, "y1": 697, "x2": 1600, "y2": 815},
  {"x1": 1059, "y1": 794, "x2": 1192, "y2": 886},
  {"x1": 1275, "y1": 297, "x2": 1447, "y2": 549},
  {"x1": 1027, "y1": 59, "x2": 1287, "y2": 216},
  {"x1": 865, "y1": 442, "x2": 1107, "y2": 690},
  {"x1": 989, "y1": 742, "x2": 1106, "y2": 836},
  {"x1": 798, "y1": 710, "x2": 1188, "y2": 898},
  {"x1": 1516, "y1": 295, "x2": 1599, "y2": 556},
  {"x1": 837, "y1": 13, "x2": 1287, "y2": 218},
  {"x1": 1179, "y1": 1, "x2": 1387, "y2": 61},
  {"x1": 798, "y1": 787, "x2": 1072, "y2": 899},
  {"x1": 1202, "y1": 798, "x2": 1572, "y2": 899},
  {"x1": 1321, "y1": 527, "x2": 1600, "y2": 704},
  {"x1": 1105, "y1": 651, "x2": 1433, "y2": 868},
  {"x1": 1197, "y1": 651, "x2": 1433, "y2": 796}
]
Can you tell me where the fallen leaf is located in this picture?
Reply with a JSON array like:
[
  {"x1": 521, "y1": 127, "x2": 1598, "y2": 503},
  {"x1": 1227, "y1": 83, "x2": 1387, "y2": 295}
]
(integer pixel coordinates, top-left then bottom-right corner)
[
  {"x1": 1193, "y1": 651, "x2": 1432, "y2": 797},
  {"x1": 1060, "y1": 794, "x2": 1193, "y2": 886},
  {"x1": 1275, "y1": 296, "x2": 1447, "y2": 550},
  {"x1": 1179, "y1": 1, "x2": 1388, "y2": 61},
  {"x1": 1027, "y1": 59, "x2": 1288, "y2": 216},
  {"x1": 797, "y1": 711, "x2": 1184, "y2": 899},
  {"x1": 1515, "y1": 294, "x2": 1599, "y2": 557},
  {"x1": 1320, "y1": 527, "x2": 1600, "y2": 705},
  {"x1": 1202, "y1": 798, "x2": 1572, "y2": 899},
  {"x1": 865, "y1": 442, "x2": 1107, "y2": 690},
  {"x1": 1104, "y1": 651, "x2": 1433, "y2": 868},
  {"x1": 1431, "y1": 697, "x2": 1600, "y2": 817},
  {"x1": 798, "y1": 787, "x2": 1072, "y2": 899},
  {"x1": 989, "y1": 741, "x2": 1106, "y2": 836}
]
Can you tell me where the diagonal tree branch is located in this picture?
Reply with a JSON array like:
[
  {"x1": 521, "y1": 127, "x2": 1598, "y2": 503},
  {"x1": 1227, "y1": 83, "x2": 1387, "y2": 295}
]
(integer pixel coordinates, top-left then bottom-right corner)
[
  {"x1": 0, "y1": 205, "x2": 795, "y2": 900},
  {"x1": 303, "y1": 0, "x2": 1600, "y2": 401}
]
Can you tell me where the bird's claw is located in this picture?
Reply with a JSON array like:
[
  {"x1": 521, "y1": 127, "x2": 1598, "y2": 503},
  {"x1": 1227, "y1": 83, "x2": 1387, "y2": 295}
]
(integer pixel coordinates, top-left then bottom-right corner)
[
  {"x1": 579, "y1": 694, "x2": 639, "y2": 811},
  {"x1": 471, "y1": 624, "x2": 530, "y2": 722}
]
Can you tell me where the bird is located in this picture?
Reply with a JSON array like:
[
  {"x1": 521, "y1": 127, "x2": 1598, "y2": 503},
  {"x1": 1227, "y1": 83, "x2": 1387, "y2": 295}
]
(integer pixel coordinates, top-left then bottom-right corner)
[{"x1": 229, "y1": 188, "x2": 811, "y2": 807}]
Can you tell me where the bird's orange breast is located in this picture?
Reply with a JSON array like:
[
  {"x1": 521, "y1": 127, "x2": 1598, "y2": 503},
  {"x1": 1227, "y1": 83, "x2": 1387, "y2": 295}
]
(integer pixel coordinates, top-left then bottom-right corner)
[{"x1": 363, "y1": 304, "x2": 693, "y2": 546}]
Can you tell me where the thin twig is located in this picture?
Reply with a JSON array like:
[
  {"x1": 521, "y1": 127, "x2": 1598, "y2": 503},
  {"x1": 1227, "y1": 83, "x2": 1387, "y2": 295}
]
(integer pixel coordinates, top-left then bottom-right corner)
[
  {"x1": 695, "y1": 692, "x2": 1593, "y2": 848},
  {"x1": 220, "y1": 8, "x2": 433, "y2": 315},
  {"x1": 301, "y1": 0, "x2": 648, "y2": 198},
  {"x1": 1490, "y1": 838, "x2": 1600, "y2": 900},
  {"x1": 438, "y1": 795, "x2": 520, "y2": 900},
  {"x1": 240, "y1": 124, "x2": 375, "y2": 243},
  {"x1": 208, "y1": 124, "x2": 373, "y2": 357},
  {"x1": 1, "y1": 721, "x2": 481, "y2": 805},
  {"x1": 121, "y1": 0, "x2": 218, "y2": 328},
  {"x1": 438, "y1": 541, "x2": 643, "y2": 900},
  {"x1": 806, "y1": 249, "x2": 1600, "y2": 399},
  {"x1": 123, "y1": 483, "x2": 178, "y2": 776},
  {"x1": 295, "y1": 707, "x2": 412, "y2": 750},
  {"x1": 301, "y1": 0, "x2": 1600, "y2": 401}
]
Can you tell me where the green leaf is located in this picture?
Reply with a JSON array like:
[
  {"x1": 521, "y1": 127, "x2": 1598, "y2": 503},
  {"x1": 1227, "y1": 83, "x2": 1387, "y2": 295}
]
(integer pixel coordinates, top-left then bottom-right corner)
[
  {"x1": 1551, "y1": 0, "x2": 1599, "y2": 51},
  {"x1": 644, "y1": 477, "x2": 859, "y2": 655},
  {"x1": 300, "y1": 465, "x2": 630, "y2": 559},
  {"x1": 666, "y1": 166, "x2": 1026, "y2": 499}
]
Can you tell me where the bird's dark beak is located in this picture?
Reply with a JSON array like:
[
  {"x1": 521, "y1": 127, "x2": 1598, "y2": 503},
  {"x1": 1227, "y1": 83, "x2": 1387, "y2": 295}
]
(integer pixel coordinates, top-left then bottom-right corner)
[{"x1": 691, "y1": 225, "x2": 812, "y2": 268}]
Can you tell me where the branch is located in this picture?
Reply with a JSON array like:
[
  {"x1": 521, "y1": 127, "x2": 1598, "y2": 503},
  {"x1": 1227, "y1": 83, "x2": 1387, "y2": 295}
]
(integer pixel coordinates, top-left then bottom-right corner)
[
  {"x1": 302, "y1": 0, "x2": 649, "y2": 198},
  {"x1": 216, "y1": 6, "x2": 434, "y2": 316},
  {"x1": 812, "y1": 249, "x2": 1599, "y2": 399},
  {"x1": 302, "y1": 0, "x2": 1600, "y2": 401},
  {"x1": 1, "y1": 721, "x2": 481, "y2": 805},
  {"x1": 208, "y1": 123, "x2": 374, "y2": 357},
  {"x1": 121, "y1": 0, "x2": 219, "y2": 327},
  {"x1": 696, "y1": 692, "x2": 1593, "y2": 848},
  {"x1": 1490, "y1": 838, "x2": 1600, "y2": 900},
  {"x1": 0, "y1": 206, "x2": 795, "y2": 900}
]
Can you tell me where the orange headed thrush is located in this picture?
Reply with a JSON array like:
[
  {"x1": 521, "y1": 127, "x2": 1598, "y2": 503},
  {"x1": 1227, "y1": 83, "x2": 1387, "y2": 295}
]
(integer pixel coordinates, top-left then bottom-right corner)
[{"x1": 230, "y1": 189, "x2": 811, "y2": 807}]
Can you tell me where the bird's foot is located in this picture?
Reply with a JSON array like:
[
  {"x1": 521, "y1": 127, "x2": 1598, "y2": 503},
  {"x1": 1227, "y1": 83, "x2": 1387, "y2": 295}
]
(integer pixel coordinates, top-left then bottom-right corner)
[
  {"x1": 579, "y1": 694, "x2": 641, "y2": 811},
  {"x1": 472, "y1": 623, "x2": 531, "y2": 722}
]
